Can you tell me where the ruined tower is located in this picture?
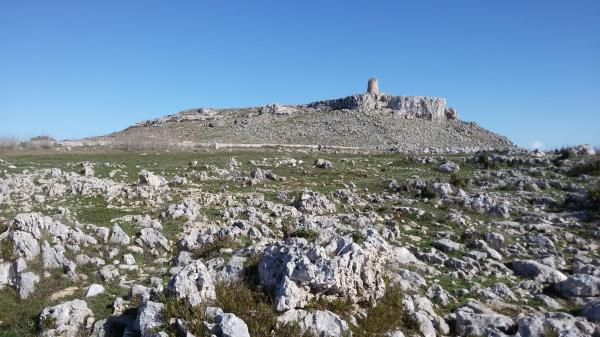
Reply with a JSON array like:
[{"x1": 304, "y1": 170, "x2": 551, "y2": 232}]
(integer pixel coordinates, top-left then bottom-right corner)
[{"x1": 367, "y1": 78, "x2": 379, "y2": 94}]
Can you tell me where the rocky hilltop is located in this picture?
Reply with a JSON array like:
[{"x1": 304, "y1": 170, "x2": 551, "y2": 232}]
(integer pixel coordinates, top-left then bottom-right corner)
[{"x1": 90, "y1": 81, "x2": 514, "y2": 152}]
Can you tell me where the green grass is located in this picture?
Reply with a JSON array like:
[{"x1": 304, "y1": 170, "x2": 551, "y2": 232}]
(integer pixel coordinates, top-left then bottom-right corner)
[
  {"x1": 351, "y1": 284, "x2": 418, "y2": 337},
  {"x1": 0, "y1": 269, "x2": 78, "y2": 336}
]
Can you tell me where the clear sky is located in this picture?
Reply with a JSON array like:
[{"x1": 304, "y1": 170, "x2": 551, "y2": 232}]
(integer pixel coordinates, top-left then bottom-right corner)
[{"x1": 1, "y1": 0, "x2": 599, "y2": 149}]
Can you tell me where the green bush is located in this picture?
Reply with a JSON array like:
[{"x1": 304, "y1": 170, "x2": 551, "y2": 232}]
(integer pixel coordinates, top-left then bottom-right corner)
[
  {"x1": 568, "y1": 155, "x2": 600, "y2": 176},
  {"x1": 351, "y1": 231, "x2": 366, "y2": 244},
  {"x1": 420, "y1": 185, "x2": 436, "y2": 199},
  {"x1": 194, "y1": 236, "x2": 240, "y2": 259},
  {"x1": 474, "y1": 154, "x2": 497, "y2": 169},
  {"x1": 1, "y1": 239, "x2": 13, "y2": 261},
  {"x1": 305, "y1": 296, "x2": 354, "y2": 320},
  {"x1": 159, "y1": 295, "x2": 211, "y2": 336},
  {"x1": 449, "y1": 173, "x2": 469, "y2": 188},
  {"x1": 352, "y1": 284, "x2": 418, "y2": 337},
  {"x1": 215, "y1": 281, "x2": 278, "y2": 337},
  {"x1": 289, "y1": 228, "x2": 319, "y2": 242},
  {"x1": 589, "y1": 185, "x2": 600, "y2": 207},
  {"x1": 557, "y1": 147, "x2": 576, "y2": 160}
]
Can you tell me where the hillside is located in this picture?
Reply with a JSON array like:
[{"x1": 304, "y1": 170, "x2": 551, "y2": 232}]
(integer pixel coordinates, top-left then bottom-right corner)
[{"x1": 89, "y1": 90, "x2": 515, "y2": 152}]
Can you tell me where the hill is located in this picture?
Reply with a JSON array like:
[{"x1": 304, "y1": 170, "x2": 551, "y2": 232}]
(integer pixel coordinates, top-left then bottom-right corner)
[{"x1": 88, "y1": 82, "x2": 514, "y2": 152}]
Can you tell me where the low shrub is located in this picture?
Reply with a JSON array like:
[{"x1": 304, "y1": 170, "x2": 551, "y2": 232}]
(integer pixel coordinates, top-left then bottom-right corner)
[
  {"x1": 449, "y1": 173, "x2": 469, "y2": 188},
  {"x1": 193, "y1": 236, "x2": 240, "y2": 259},
  {"x1": 289, "y1": 228, "x2": 319, "y2": 242},
  {"x1": 351, "y1": 231, "x2": 366, "y2": 244},
  {"x1": 589, "y1": 184, "x2": 600, "y2": 207},
  {"x1": 159, "y1": 295, "x2": 211, "y2": 336},
  {"x1": 557, "y1": 147, "x2": 576, "y2": 160},
  {"x1": 1, "y1": 239, "x2": 14, "y2": 260},
  {"x1": 352, "y1": 284, "x2": 419, "y2": 336},
  {"x1": 568, "y1": 155, "x2": 600, "y2": 176}
]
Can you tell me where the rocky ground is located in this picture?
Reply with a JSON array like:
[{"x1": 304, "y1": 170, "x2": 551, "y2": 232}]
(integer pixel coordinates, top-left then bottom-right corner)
[
  {"x1": 86, "y1": 93, "x2": 514, "y2": 152},
  {"x1": 0, "y1": 146, "x2": 599, "y2": 337}
]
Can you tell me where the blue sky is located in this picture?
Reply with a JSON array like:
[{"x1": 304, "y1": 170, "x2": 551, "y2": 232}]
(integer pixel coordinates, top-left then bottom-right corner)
[{"x1": 1, "y1": 0, "x2": 599, "y2": 149}]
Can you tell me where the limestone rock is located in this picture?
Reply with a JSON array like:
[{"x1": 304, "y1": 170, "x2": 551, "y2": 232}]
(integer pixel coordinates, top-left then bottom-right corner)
[
  {"x1": 10, "y1": 230, "x2": 40, "y2": 261},
  {"x1": 444, "y1": 107, "x2": 459, "y2": 120},
  {"x1": 582, "y1": 299, "x2": 600, "y2": 322},
  {"x1": 454, "y1": 301, "x2": 514, "y2": 337},
  {"x1": 39, "y1": 299, "x2": 93, "y2": 337},
  {"x1": 315, "y1": 159, "x2": 333, "y2": 169},
  {"x1": 277, "y1": 309, "x2": 351, "y2": 337},
  {"x1": 294, "y1": 191, "x2": 336, "y2": 215},
  {"x1": 164, "y1": 199, "x2": 201, "y2": 220},
  {"x1": 109, "y1": 224, "x2": 131, "y2": 246},
  {"x1": 167, "y1": 260, "x2": 216, "y2": 306},
  {"x1": 212, "y1": 312, "x2": 251, "y2": 337},
  {"x1": 136, "y1": 228, "x2": 169, "y2": 251},
  {"x1": 511, "y1": 259, "x2": 567, "y2": 283},
  {"x1": 259, "y1": 235, "x2": 386, "y2": 311},
  {"x1": 138, "y1": 170, "x2": 167, "y2": 187},
  {"x1": 438, "y1": 162, "x2": 460, "y2": 173},
  {"x1": 86, "y1": 284, "x2": 105, "y2": 298},
  {"x1": 555, "y1": 273, "x2": 600, "y2": 297},
  {"x1": 16, "y1": 271, "x2": 39, "y2": 299},
  {"x1": 135, "y1": 301, "x2": 164, "y2": 337}
]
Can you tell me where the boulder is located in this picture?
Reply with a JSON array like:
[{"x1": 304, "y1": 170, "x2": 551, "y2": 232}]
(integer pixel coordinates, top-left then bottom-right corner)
[
  {"x1": 164, "y1": 199, "x2": 201, "y2": 220},
  {"x1": 444, "y1": 107, "x2": 459, "y2": 120},
  {"x1": 138, "y1": 170, "x2": 167, "y2": 187},
  {"x1": 438, "y1": 162, "x2": 460, "y2": 173},
  {"x1": 277, "y1": 309, "x2": 351, "y2": 337},
  {"x1": 136, "y1": 228, "x2": 169, "y2": 251},
  {"x1": 315, "y1": 159, "x2": 333, "y2": 169},
  {"x1": 413, "y1": 311, "x2": 436, "y2": 337},
  {"x1": 294, "y1": 191, "x2": 336, "y2": 215},
  {"x1": 511, "y1": 260, "x2": 567, "y2": 283},
  {"x1": 432, "y1": 182, "x2": 453, "y2": 198},
  {"x1": 41, "y1": 241, "x2": 76, "y2": 271},
  {"x1": 515, "y1": 313, "x2": 598, "y2": 337},
  {"x1": 581, "y1": 299, "x2": 600, "y2": 322},
  {"x1": 555, "y1": 273, "x2": 600, "y2": 297},
  {"x1": 39, "y1": 299, "x2": 93, "y2": 337},
  {"x1": 433, "y1": 238, "x2": 463, "y2": 253},
  {"x1": 259, "y1": 236, "x2": 386, "y2": 311},
  {"x1": 109, "y1": 224, "x2": 131, "y2": 246},
  {"x1": 212, "y1": 312, "x2": 251, "y2": 337},
  {"x1": 10, "y1": 230, "x2": 40, "y2": 260},
  {"x1": 135, "y1": 301, "x2": 164, "y2": 337},
  {"x1": 454, "y1": 302, "x2": 514, "y2": 337},
  {"x1": 485, "y1": 232, "x2": 505, "y2": 249},
  {"x1": 574, "y1": 144, "x2": 596, "y2": 155},
  {"x1": 86, "y1": 284, "x2": 105, "y2": 298},
  {"x1": 12, "y1": 212, "x2": 70, "y2": 239},
  {"x1": 167, "y1": 260, "x2": 216, "y2": 307},
  {"x1": 16, "y1": 271, "x2": 39, "y2": 299}
]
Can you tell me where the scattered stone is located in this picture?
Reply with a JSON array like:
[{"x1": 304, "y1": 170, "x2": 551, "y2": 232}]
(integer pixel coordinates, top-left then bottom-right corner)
[
  {"x1": 138, "y1": 170, "x2": 167, "y2": 187},
  {"x1": 438, "y1": 162, "x2": 460, "y2": 173},
  {"x1": 86, "y1": 284, "x2": 105, "y2": 298},
  {"x1": 315, "y1": 159, "x2": 333, "y2": 168}
]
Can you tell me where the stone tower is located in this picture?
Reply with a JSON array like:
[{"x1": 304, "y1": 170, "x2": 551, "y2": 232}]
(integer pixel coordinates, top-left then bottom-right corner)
[{"x1": 367, "y1": 78, "x2": 379, "y2": 94}]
